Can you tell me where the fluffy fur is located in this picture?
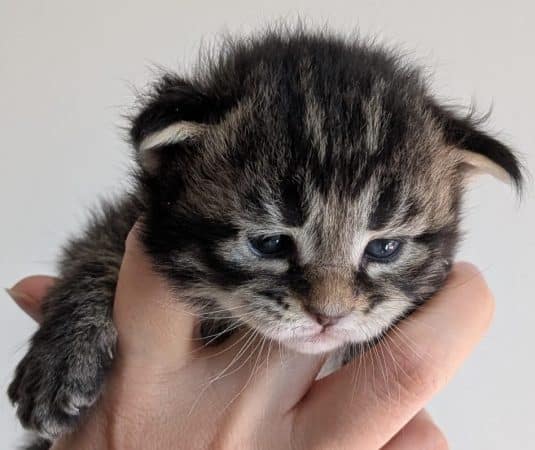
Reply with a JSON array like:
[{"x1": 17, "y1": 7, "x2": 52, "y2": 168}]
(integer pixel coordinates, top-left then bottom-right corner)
[{"x1": 8, "y1": 28, "x2": 523, "y2": 448}]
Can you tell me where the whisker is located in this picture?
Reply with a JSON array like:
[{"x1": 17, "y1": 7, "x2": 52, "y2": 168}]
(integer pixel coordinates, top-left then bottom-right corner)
[
  {"x1": 220, "y1": 334, "x2": 268, "y2": 414},
  {"x1": 187, "y1": 330, "x2": 259, "y2": 417}
]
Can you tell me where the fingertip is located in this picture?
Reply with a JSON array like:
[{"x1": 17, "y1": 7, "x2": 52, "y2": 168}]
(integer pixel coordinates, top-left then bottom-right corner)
[
  {"x1": 6, "y1": 275, "x2": 57, "y2": 323},
  {"x1": 445, "y1": 262, "x2": 495, "y2": 329},
  {"x1": 450, "y1": 261, "x2": 480, "y2": 275},
  {"x1": 10, "y1": 275, "x2": 57, "y2": 299},
  {"x1": 6, "y1": 287, "x2": 40, "y2": 322}
]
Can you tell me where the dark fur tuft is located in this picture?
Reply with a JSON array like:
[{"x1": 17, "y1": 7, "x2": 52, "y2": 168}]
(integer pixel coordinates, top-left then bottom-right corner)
[{"x1": 430, "y1": 102, "x2": 524, "y2": 192}]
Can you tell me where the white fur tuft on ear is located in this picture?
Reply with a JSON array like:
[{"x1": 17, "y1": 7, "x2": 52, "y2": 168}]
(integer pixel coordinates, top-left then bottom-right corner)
[
  {"x1": 138, "y1": 121, "x2": 206, "y2": 152},
  {"x1": 138, "y1": 121, "x2": 207, "y2": 173},
  {"x1": 458, "y1": 150, "x2": 511, "y2": 184}
]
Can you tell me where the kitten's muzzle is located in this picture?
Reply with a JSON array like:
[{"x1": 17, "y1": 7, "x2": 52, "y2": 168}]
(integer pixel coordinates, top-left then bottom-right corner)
[{"x1": 303, "y1": 268, "x2": 358, "y2": 323}]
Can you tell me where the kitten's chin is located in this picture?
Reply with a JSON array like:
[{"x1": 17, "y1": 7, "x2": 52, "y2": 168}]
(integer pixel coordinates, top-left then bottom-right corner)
[{"x1": 280, "y1": 334, "x2": 345, "y2": 354}]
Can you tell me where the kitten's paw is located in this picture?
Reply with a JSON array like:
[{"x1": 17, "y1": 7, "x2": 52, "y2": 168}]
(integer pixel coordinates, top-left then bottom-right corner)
[{"x1": 8, "y1": 331, "x2": 115, "y2": 439}]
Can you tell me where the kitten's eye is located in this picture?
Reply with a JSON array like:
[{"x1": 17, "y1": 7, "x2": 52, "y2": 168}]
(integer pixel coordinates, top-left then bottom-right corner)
[
  {"x1": 365, "y1": 239, "x2": 402, "y2": 261},
  {"x1": 248, "y1": 235, "x2": 293, "y2": 258}
]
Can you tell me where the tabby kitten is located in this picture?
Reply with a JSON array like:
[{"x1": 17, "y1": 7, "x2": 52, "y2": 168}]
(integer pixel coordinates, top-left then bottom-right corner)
[{"x1": 9, "y1": 29, "x2": 522, "y2": 448}]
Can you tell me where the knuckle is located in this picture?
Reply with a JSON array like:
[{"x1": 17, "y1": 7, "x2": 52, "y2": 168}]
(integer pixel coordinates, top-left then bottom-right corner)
[
  {"x1": 404, "y1": 419, "x2": 449, "y2": 450},
  {"x1": 426, "y1": 424, "x2": 449, "y2": 450}
]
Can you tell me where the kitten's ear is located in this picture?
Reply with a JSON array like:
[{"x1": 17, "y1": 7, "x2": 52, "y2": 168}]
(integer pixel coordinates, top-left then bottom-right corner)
[
  {"x1": 129, "y1": 75, "x2": 216, "y2": 174},
  {"x1": 432, "y1": 104, "x2": 524, "y2": 192}
]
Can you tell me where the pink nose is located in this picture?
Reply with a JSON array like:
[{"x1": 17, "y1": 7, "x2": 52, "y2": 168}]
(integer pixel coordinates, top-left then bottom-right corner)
[
  {"x1": 306, "y1": 307, "x2": 347, "y2": 327},
  {"x1": 314, "y1": 314, "x2": 342, "y2": 327}
]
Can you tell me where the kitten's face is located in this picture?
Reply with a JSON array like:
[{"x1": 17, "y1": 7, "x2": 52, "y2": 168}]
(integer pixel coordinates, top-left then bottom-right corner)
[
  {"x1": 137, "y1": 32, "x2": 520, "y2": 354},
  {"x1": 141, "y1": 91, "x2": 461, "y2": 354}
]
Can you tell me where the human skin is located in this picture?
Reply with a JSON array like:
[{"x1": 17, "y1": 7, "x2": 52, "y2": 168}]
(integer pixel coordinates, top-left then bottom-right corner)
[{"x1": 7, "y1": 228, "x2": 495, "y2": 449}]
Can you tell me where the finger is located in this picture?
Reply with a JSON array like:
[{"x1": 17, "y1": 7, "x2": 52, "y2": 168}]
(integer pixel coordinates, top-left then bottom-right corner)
[
  {"x1": 293, "y1": 263, "x2": 494, "y2": 450},
  {"x1": 381, "y1": 410, "x2": 448, "y2": 450},
  {"x1": 112, "y1": 223, "x2": 197, "y2": 373},
  {"x1": 7, "y1": 275, "x2": 57, "y2": 323}
]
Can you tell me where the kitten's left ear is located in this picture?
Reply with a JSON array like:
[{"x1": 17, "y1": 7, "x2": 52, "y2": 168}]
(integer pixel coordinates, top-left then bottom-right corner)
[
  {"x1": 129, "y1": 74, "x2": 224, "y2": 174},
  {"x1": 432, "y1": 104, "x2": 524, "y2": 192}
]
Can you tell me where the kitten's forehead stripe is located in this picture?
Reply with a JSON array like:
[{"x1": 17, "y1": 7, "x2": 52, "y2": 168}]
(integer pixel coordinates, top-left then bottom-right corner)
[
  {"x1": 368, "y1": 177, "x2": 400, "y2": 231},
  {"x1": 278, "y1": 175, "x2": 308, "y2": 227}
]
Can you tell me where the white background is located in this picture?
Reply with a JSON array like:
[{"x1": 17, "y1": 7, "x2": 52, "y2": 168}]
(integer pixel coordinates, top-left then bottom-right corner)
[{"x1": 1, "y1": 1, "x2": 534, "y2": 448}]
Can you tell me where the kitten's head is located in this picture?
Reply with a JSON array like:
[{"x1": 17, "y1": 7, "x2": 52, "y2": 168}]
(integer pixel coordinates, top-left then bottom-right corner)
[{"x1": 131, "y1": 31, "x2": 522, "y2": 354}]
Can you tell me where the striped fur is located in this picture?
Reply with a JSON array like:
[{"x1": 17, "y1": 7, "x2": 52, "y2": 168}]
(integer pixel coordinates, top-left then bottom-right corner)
[{"x1": 10, "y1": 28, "x2": 523, "y2": 446}]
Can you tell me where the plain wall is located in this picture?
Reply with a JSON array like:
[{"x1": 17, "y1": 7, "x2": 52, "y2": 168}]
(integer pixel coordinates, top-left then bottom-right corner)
[{"x1": 1, "y1": 1, "x2": 534, "y2": 448}]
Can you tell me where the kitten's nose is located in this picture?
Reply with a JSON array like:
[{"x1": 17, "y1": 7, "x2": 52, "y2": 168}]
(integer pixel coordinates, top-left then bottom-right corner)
[
  {"x1": 306, "y1": 307, "x2": 347, "y2": 327},
  {"x1": 314, "y1": 313, "x2": 343, "y2": 327}
]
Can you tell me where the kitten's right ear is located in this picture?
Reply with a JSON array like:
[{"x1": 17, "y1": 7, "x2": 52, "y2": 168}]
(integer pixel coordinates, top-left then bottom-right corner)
[
  {"x1": 130, "y1": 75, "x2": 216, "y2": 174},
  {"x1": 430, "y1": 102, "x2": 524, "y2": 193}
]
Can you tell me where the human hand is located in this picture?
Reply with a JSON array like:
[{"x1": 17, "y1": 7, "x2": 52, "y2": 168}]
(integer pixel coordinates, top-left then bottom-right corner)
[{"x1": 7, "y1": 229, "x2": 494, "y2": 449}]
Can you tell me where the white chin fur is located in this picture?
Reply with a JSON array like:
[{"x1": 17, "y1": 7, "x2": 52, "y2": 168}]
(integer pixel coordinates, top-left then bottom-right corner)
[{"x1": 281, "y1": 336, "x2": 345, "y2": 354}]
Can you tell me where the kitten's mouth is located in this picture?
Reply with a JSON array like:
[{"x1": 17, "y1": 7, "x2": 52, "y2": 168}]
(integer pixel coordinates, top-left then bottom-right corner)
[{"x1": 281, "y1": 327, "x2": 349, "y2": 354}]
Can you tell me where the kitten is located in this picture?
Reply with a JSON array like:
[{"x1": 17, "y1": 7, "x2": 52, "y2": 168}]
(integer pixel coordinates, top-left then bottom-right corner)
[{"x1": 8, "y1": 28, "x2": 523, "y2": 448}]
